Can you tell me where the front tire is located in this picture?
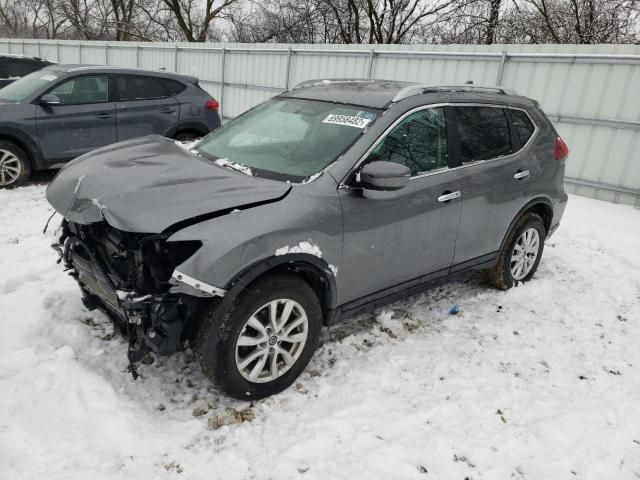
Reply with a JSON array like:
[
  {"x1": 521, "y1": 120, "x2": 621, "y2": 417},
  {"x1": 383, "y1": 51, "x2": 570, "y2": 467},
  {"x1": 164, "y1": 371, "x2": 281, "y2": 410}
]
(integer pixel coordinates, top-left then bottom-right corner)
[
  {"x1": 196, "y1": 274, "x2": 322, "y2": 400},
  {"x1": 0, "y1": 141, "x2": 30, "y2": 188},
  {"x1": 487, "y1": 212, "x2": 546, "y2": 289}
]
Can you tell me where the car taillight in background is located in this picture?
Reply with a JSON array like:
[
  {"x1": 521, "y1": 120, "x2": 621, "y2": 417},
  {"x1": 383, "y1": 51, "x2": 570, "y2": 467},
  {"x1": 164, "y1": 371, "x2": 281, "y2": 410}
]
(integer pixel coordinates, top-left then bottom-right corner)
[
  {"x1": 205, "y1": 99, "x2": 219, "y2": 111},
  {"x1": 555, "y1": 137, "x2": 569, "y2": 161}
]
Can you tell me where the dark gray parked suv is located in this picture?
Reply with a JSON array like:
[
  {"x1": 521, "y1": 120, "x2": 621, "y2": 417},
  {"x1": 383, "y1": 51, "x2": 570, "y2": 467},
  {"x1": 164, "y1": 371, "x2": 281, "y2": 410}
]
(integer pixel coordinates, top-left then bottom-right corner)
[
  {"x1": 47, "y1": 79, "x2": 569, "y2": 399},
  {"x1": 0, "y1": 64, "x2": 220, "y2": 187}
]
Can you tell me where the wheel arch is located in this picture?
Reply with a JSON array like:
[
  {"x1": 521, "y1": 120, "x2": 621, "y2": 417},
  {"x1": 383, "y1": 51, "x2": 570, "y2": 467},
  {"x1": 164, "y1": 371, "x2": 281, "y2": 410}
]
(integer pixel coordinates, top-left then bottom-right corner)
[
  {"x1": 499, "y1": 197, "x2": 553, "y2": 253},
  {"x1": 165, "y1": 121, "x2": 209, "y2": 139},
  {"x1": 221, "y1": 254, "x2": 338, "y2": 325},
  {"x1": 0, "y1": 127, "x2": 45, "y2": 170}
]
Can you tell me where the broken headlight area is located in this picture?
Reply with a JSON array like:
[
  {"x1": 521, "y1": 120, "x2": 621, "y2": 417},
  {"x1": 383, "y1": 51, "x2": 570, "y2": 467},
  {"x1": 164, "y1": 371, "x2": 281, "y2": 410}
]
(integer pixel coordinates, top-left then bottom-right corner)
[{"x1": 52, "y1": 219, "x2": 211, "y2": 376}]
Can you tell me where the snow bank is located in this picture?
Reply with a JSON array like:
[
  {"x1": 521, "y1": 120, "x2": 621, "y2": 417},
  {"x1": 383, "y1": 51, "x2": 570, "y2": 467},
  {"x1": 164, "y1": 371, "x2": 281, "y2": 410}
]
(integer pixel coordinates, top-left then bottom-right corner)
[{"x1": 1, "y1": 188, "x2": 639, "y2": 480}]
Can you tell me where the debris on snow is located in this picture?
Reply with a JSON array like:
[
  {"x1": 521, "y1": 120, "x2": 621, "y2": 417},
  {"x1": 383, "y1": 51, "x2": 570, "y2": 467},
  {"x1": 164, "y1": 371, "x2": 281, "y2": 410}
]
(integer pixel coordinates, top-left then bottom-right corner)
[{"x1": 207, "y1": 407, "x2": 255, "y2": 430}]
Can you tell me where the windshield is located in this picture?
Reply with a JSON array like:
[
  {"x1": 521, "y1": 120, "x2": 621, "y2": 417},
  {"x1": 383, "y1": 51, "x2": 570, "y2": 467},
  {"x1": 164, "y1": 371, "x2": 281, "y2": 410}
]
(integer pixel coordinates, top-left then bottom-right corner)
[
  {"x1": 0, "y1": 69, "x2": 62, "y2": 102},
  {"x1": 196, "y1": 98, "x2": 378, "y2": 181}
]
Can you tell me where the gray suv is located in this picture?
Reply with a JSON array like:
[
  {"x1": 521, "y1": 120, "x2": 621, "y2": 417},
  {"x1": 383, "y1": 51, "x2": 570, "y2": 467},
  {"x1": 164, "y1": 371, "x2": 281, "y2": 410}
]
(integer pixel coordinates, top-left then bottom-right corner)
[
  {"x1": 0, "y1": 65, "x2": 220, "y2": 187},
  {"x1": 47, "y1": 79, "x2": 569, "y2": 399}
]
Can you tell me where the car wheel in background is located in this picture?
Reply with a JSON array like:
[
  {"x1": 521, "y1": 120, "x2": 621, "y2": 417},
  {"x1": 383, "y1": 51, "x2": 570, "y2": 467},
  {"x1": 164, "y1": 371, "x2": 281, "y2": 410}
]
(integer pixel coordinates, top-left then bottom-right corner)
[
  {"x1": 487, "y1": 212, "x2": 546, "y2": 289},
  {"x1": 173, "y1": 131, "x2": 201, "y2": 143},
  {"x1": 0, "y1": 141, "x2": 30, "y2": 188},
  {"x1": 196, "y1": 274, "x2": 322, "y2": 400}
]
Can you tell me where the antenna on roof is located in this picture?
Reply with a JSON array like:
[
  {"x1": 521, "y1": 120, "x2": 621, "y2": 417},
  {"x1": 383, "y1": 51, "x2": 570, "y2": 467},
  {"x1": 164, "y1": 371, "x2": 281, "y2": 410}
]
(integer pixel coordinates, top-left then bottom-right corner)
[{"x1": 465, "y1": 80, "x2": 474, "y2": 84}]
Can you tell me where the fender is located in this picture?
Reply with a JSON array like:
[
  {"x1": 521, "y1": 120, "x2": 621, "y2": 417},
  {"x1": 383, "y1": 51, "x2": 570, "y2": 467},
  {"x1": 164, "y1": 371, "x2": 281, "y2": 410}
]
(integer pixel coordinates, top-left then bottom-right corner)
[
  {"x1": 164, "y1": 121, "x2": 210, "y2": 138},
  {"x1": 498, "y1": 196, "x2": 553, "y2": 253},
  {"x1": 0, "y1": 126, "x2": 45, "y2": 169},
  {"x1": 223, "y1": 253, "x2": 338, "y2": 315}
]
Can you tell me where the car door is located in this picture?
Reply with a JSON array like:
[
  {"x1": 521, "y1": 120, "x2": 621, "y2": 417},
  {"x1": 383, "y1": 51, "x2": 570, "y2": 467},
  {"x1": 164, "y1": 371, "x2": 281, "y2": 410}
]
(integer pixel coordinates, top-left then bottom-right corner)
[
  {"x1": 450, "y1": 105, "x2": 535, "y2": 267},
  {"x1": 114, "y1": 75, "x2": 179, "y2": 141},
  {"x1": 338, "y1": 106, "x2": 463, "y2": 304},
  {"x1": 35, "y1": 74, "x2": 116, "y2": 162}
]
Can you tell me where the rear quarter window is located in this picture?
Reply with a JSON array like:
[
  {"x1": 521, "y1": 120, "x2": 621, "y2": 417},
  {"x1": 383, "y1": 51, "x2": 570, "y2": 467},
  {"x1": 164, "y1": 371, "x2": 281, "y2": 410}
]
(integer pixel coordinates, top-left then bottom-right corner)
[
  {"x1": 510, "y1": 109, "x2": 536, "y2": 149},
  {"x1": 161, "y1": 79, "x2": 186, "y2": 96}
]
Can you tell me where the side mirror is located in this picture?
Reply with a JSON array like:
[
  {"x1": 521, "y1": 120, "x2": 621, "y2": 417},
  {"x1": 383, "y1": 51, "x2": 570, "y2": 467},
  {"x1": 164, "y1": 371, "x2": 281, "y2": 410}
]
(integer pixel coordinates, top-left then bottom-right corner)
[
  {"x1": 40, "y1": 94, "x2": 61, "y2": 106},
  {"x1": 359, "y1": 161, "x2": 410, "y2": 191}
]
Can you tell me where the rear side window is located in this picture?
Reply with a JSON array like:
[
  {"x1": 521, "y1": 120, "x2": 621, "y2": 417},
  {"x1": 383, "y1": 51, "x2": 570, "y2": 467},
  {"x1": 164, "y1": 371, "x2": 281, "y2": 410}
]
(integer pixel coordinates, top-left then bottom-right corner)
[
  {"x1": 510, "y1": 109, "x2": 535, "y2": 149},
  {"x1": 162, "y1": 79, "x2": 186, "y2": 96},
  {"x1": 117, "y1": 75, "x2": 171, "y2": 101},
  {"x1": 454, "y1": 106, "x2": 511, "y2": 163},
  {"x1": 368, "y1": 107, "x2": 448, "y2": 176},
  {"x1": 8, "y1": 59, "x2": 42, "y2": 77}
]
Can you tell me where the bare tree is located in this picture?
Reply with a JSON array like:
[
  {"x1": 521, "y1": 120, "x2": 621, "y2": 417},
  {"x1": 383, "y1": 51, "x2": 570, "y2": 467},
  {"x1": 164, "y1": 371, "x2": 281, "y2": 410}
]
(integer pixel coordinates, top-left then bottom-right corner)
[{"x1": 161, "y1": 0, "x2": 238, "y2": 41}]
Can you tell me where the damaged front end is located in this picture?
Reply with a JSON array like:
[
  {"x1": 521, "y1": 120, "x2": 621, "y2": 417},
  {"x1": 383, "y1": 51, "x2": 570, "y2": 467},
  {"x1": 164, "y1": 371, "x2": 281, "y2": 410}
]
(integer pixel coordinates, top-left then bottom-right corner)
[{"x1": 52, "y1": 219, "x2": 220, "y2": 376}]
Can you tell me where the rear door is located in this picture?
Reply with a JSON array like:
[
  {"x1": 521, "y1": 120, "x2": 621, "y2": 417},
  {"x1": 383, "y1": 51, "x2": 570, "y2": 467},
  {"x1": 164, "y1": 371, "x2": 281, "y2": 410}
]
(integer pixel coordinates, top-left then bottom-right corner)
[
  {"x1": 114, "y1": 75, "x2": 179, "y2": 141},
  {"x1": 338, "y1": 106, "x2": 463, "y2": 304},
  {"x1": 35, "y1": 74, "x2": 116, "y2": 162},
  {"x1": 451, "y1": 105, "x2": 536, "y2": 267}
]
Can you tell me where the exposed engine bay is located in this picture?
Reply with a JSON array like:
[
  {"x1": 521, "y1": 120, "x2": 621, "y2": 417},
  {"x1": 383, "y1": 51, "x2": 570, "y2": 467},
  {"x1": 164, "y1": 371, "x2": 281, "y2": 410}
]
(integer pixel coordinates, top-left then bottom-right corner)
[{"x1": 53, "y1": 220, "x2": 209, "y2": 377}]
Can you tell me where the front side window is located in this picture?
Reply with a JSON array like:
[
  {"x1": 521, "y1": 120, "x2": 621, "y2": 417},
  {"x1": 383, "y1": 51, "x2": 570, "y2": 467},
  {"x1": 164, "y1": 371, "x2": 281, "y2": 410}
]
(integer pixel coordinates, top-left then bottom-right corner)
[
  {"x1": 117, "y1": 75, "x2": 169, "y2": 101},
  {"x1": 454, "y1": 106, "x2": 511, "y2": 163},
  {"x1": 50, "y1": 75, "x2": 109, "y2": 105},
  {"x1": 0, "y1": 69, "x2": 62, "y2": 102},
  {"x1": 196, "y1": 98, "x2": 378, "y2": 181},
  {"x1": 367, "y1": 107, "x2": 448, "y2": 176}
]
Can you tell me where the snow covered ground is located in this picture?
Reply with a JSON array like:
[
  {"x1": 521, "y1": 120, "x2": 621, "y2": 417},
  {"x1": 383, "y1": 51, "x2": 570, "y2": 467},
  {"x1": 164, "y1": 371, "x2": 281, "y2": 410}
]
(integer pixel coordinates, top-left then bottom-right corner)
[{"x1": 1, "y1": 185, "x2": 639, "y2": 480}]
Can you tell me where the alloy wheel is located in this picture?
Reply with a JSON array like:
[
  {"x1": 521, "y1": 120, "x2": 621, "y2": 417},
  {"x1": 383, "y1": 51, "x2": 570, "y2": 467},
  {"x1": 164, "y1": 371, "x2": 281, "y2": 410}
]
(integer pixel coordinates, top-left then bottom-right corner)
[
  {"x1": 234, "y1": 299, "x2": 309, "y2": 383},
  {"x1": 510, "y1": 227, "x2": 540, "y2": 281},
  {"x1": 0, "y1": 149, "x2": 22, "y2": 187}
]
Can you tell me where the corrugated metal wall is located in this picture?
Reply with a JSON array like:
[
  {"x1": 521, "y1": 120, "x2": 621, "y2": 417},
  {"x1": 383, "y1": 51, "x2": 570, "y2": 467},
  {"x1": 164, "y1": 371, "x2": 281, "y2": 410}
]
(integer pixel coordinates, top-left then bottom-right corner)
[{"x1": 2, "y1": 39, "x2": 639, "y2": 206}]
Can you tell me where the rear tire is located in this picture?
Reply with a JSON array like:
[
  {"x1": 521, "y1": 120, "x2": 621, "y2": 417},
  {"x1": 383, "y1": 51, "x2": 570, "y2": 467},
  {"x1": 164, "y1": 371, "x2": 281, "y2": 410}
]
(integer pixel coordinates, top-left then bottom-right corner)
[
  {"x1": 487, "y1": 212, "x2": 545, "y2": 290},
  {"x1": 0, "y1": 141, "x2": 30, "y2": 188},
  {"x1": 196, "y1": 274, "x2": 322, "y2": 400},
  {"x1": 173, "y1": 131, "x2": 201, "y2": 143}
]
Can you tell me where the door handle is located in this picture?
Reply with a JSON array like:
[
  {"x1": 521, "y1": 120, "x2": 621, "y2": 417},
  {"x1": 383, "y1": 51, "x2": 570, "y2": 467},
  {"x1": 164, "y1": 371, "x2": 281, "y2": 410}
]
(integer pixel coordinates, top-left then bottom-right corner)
[
  {"x1": 159, "y1": 108, "x2": 176, "y2": 114},
  {"x1": 437, "y1": 191, "x2": 461, "y2": 203},
  {"x1": 514, "y1": 169, "x2": 530, "y2": 180},
  {"x1": 95, "y1": 113, "x2": 112, "y2": 119}
]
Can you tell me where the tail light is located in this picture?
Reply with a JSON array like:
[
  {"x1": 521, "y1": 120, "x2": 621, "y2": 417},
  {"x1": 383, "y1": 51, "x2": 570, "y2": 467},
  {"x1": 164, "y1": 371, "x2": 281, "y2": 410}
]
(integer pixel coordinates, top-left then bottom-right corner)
[
  {"x1": 205, "y1": 99, "x2": 219, "y2": 111},
  {"x1": 555, "y1": 137, "x2": 569, "y2": 161}
]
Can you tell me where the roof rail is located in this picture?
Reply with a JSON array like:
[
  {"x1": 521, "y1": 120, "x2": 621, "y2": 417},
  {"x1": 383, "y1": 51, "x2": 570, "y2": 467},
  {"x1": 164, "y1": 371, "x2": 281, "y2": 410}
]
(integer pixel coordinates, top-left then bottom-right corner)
[
  {"x1": 291, "y1": 78, "x2": 374, "y2": 90},
  {"x1": 392, "y1": 84, "x2": 519, "y2": 102}
]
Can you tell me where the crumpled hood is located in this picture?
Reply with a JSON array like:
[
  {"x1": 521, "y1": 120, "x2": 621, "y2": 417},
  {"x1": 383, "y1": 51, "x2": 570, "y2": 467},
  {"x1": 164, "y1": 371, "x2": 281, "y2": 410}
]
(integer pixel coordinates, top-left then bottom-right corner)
[{"x1": 46, "y1": 135, "x2": 291, "y2": 233}]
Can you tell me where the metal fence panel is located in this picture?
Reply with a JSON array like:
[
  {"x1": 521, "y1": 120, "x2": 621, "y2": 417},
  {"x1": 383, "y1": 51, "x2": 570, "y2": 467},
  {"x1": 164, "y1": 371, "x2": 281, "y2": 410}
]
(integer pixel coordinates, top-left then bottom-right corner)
[{"x1": 1, "y1": 39, "x2": 639, "y2": 205}]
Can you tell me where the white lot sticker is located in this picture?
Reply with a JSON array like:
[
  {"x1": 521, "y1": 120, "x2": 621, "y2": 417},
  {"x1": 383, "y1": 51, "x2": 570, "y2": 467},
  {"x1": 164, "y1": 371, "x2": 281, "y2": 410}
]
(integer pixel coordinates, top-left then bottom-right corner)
[
  {"x1": 40, "y1": 74, "x2": 59, "y2": 81},
  {"x1": 323, "y1": 114, "x2": 371, "y2": 129}
]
